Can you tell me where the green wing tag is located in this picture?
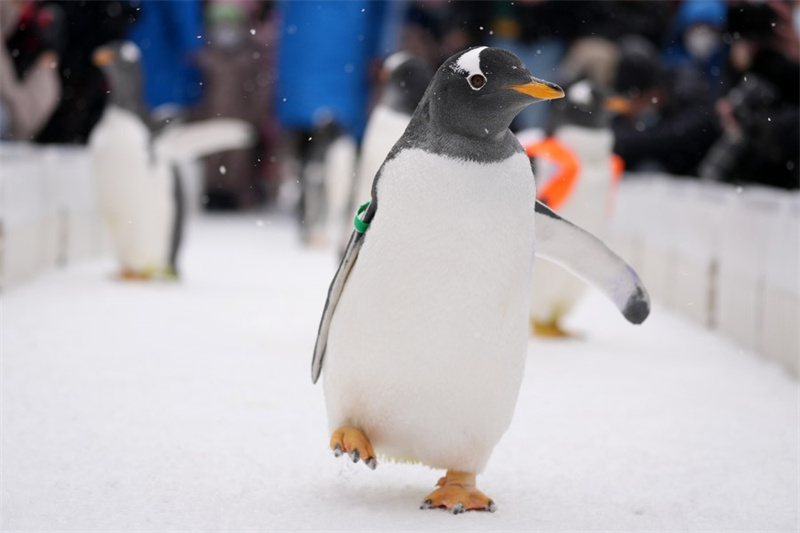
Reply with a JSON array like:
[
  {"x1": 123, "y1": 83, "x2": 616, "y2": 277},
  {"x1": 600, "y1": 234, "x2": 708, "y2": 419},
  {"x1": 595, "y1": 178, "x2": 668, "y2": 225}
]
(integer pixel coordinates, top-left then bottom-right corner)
[{"x1": 354, "y1": 201, "x2": 371, "y2": 234}]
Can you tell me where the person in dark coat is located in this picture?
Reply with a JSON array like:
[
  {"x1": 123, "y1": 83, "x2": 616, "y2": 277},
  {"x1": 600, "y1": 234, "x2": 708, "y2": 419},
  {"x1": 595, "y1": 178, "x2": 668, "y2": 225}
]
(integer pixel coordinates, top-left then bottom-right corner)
[
  {"x1": 33, "y1": 0, "x2": 138, "y2": 144},
  {"x1": 196, "y1": 1, "x2": 274, "y2": 210},
  {"x1": 699, "y1": 0, "x2": 799, "y2": 189},
  {"x1": 611, "y1": 36, "x2": 721, "y2": 177}
]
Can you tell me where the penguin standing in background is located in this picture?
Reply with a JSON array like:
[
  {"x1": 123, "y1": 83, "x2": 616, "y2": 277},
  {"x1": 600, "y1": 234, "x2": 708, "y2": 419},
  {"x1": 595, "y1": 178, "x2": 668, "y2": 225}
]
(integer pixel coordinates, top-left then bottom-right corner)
[
  {"x1": 525, "y1": 78, "x2": 629, "y2": 337},
  {"x1": 90, "y1": 41, "x2": 254, "y2": 280},
  {"x1": 312, "y1": 48, "x2": 649, "y2": 513},
  {"x1": 351, "y1": 52, "x2": 433, "y2": 209},
  {"x1": 300, "y1": 117, "x2": 358, "y2": 248}
]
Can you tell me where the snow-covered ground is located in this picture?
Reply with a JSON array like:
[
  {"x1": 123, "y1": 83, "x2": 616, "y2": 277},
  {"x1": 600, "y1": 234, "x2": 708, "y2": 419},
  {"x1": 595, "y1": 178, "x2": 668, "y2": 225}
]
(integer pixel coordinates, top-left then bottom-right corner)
[{"x1": 2, "y1": 213, "x2": 798, "y2": 531}]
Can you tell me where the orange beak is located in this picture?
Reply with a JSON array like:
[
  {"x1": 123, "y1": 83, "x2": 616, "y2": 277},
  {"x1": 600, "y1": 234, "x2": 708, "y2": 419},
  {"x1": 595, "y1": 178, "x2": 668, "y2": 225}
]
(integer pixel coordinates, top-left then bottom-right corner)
[
  {"x1": 504, "y1": 78, "x2": 565, "y2": 100},
  {"x1": 92, "y1": 48, "x2": 115, "y2": 67},
  {"x1": 604, "y1": 95, "x2": 631, "y2": 114}
]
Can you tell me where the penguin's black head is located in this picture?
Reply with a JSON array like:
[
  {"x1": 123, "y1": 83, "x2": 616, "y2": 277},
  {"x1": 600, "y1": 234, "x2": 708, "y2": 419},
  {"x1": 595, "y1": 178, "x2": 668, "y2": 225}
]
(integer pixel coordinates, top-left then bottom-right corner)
[
  {"x1": 427, "y1": 47, "x2": 564, "y2": 139},
  {"x1": 380, "y1": 52, "x2": 434, "y2": 116},
  {"x1": 547, "y1": 78, "x2": 631, "y2": 133},
  {"x1": 93, "y1": 41, "x2": 148, "y2": 120}
]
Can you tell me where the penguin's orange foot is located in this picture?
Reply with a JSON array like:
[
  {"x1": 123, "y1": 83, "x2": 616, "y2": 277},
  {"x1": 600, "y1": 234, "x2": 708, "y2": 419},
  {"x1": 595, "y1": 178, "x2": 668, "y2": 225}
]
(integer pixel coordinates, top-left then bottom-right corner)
[
  {"x1": 118, "y1": 269, "x2": 150, "y2": 281},
  {"x1": 531, "y1": 319, "x2": 575, "y2": 338},
  {"x1": 330, "y1": 426, "x2": 377, "y2": 470},
  {"x1": 421, "y1": 471, "x2": 496, "y2": 514}
]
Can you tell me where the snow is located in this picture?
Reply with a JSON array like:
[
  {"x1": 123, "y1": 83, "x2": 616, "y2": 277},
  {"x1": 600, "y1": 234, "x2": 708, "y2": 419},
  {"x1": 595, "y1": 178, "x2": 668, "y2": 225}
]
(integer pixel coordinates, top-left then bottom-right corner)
[{"x1": 2, "y1": 213, "x2": 798, "y2": 531}]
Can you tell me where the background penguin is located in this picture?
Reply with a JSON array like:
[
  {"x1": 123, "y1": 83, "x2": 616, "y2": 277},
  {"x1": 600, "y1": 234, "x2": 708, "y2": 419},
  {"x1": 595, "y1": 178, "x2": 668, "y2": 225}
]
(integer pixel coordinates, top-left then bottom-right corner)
[
  {"x1": 523, "y1": 78, "x2": 630, "y2": 337},
  {"x1": 298, "y1": 116, "x2": 358, "y2": 248},
  {"x1": 312, "y1": 47, "x2": 649, "y2": 513},
  {"x1": 351, "y1": 52, "x2": 433, "y2": 212},
  {"x1": 89, "y1": 41, "x2": 254, "y2": 280}
]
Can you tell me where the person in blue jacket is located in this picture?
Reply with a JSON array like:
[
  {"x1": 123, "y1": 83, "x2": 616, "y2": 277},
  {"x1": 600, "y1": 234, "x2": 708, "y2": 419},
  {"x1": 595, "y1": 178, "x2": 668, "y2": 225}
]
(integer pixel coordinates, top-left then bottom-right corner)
[
  {"x1": 662, "y1": 0, "x2": 728, "y2": 88},
  {"x1": 275, "y1": 0, "x2": 386, "y2": 243},
  {"x1": 276, "y1": 0, "x2": 385, "y2": 142},
  {"x1": 127, "y1": 0, "x2": 204, "y2": 119}
]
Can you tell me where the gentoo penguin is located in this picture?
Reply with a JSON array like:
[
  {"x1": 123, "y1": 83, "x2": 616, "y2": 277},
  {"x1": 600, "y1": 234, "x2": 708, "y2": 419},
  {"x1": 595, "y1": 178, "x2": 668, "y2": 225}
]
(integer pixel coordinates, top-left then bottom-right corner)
[
  {"x1": 89, "y1": 41, "x2": 253, "y2": 280},
  {"x1": 311, "y1": 47, "x2": 650, "y2": 513},
  {"x1": 299, "y1": 117, "x2": 358, "y2": 248},
  {"x1": 525, "y1": 78, "x2": 630, "y2": 337},
  {"x1": 351, "y1": 52, "x2": 433, "y2": 209}
]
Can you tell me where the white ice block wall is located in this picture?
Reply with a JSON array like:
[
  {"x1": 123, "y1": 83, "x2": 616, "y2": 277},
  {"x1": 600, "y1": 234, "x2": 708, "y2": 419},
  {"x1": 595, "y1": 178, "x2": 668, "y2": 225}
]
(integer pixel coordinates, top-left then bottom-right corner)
[
  {"x1": 2, "y1": 148, "x2": 797, "y2": 377},
  {"x1": 1, "y1": 144, "x2": 50, "y2": 286},
  {"x1": 761, "y1": 195, "x2": 800, "y2": 375},
  {"x1": 610, "y1": 174, "x2": 799, "y2": 378},
  {"x1": 0, "y1": 143, "x2": 108, "y2": 288}
]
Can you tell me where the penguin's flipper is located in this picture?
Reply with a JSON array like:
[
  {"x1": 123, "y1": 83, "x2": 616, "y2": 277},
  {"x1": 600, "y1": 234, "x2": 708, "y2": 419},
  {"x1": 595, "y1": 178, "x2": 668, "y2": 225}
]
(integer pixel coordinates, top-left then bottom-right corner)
[
  {"x1": 534, "y1": 201, "x2": 650, "y2": 324},
  {"x1": 312, "y1": 230, "x2": 365, "y2": 383},
  {"x1": 154, "y1": 118, "x2": 256, "y2": 164}
]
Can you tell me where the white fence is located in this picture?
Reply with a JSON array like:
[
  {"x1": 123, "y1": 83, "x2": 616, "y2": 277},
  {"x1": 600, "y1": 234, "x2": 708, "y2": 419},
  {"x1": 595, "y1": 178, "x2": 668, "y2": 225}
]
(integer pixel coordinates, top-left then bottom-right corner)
[
  {"x1": 609, "y1": 175, "x2": 799, "y2": 378},
  {"x1": 0, "y1": 143, "x2": 108, "y2": 287},
  {"x1": 1, "y1": 145, "x2": 798, "y2": 377}
]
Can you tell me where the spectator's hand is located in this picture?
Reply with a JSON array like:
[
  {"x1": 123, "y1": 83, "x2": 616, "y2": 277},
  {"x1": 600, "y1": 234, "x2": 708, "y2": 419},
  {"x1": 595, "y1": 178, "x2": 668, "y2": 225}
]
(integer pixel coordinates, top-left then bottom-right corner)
[
  {"x1": 716, "y1": 98, "x2": 743, "y2": 141},
  {"x1": 36, "y1": 51, "x2": 58, "y2": 71},
  {"x1": 729, "y1": 40, "x2": 757, "y2": 72}
]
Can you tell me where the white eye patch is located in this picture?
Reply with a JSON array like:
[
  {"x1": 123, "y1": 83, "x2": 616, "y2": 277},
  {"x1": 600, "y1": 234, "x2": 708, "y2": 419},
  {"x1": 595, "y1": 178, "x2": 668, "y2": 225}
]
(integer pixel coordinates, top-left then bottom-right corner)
[
  {"x1": 567, "y1": 80, "x2": 593, "y2": 106},
  {"x1": 120, "y1": 42, "x2": 141, "y2": 63},
  {"x1": 450, "y1": 46, "x2": 487, "y2": 90}
]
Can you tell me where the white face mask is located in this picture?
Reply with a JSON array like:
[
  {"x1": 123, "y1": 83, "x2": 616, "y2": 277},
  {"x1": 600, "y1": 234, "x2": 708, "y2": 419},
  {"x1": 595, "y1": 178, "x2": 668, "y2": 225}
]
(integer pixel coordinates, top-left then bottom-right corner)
[
  {"x1": 684, "y1": 25, "x2": 721, "y2": 61},
  {"x1": 211, "y1": 25, "x2": 246, "y2": 50}
]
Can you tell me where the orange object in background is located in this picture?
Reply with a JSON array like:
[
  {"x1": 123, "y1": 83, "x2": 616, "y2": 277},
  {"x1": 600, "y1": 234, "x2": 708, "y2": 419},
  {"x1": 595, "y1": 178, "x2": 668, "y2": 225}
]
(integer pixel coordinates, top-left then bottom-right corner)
[
  {"x1": 525, "y1": 138, "x2": 580, "y2": 211},
  {"x1": 525, "y1": 137, "x2": 625, "y2": 216}
]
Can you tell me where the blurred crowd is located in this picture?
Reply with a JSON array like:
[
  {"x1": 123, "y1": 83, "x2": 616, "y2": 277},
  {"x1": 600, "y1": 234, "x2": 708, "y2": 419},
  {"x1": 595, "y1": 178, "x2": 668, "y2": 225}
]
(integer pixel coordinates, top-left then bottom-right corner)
[{"x1": 1, "y1": 0, "x2": 798, "y2": 213}]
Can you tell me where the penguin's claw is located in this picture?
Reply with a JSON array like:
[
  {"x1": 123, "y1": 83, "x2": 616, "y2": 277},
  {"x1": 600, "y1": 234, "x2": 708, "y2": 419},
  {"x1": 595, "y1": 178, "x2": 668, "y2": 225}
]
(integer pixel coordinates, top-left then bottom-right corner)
[
  {"x1": 329, "y1": 426, "x2": 377, "y2": 470},
  {"x1": 421, "y1": 471, "x2": 496, "y2": 513}
]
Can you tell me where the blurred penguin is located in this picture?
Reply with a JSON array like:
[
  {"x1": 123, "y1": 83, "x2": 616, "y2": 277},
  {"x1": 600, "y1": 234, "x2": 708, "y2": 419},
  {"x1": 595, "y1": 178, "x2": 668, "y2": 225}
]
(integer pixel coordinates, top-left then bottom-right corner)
[
  {"x1": 522, "y1": 78, "x2": 629, "y2": 337},
  {"x1": 352, "y1": 52, "x2": 433, "y2": 209},
  {"x1": 89, "y1": 41, "x2": 254, "y2": 280},
  {"x1": 298, "y1": 116, "x2": 357, "y2": 248}
]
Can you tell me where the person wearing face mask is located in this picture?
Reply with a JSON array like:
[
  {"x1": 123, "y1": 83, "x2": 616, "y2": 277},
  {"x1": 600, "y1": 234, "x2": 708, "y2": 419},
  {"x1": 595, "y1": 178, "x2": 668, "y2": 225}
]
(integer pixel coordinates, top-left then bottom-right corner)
[
  {"x1": 663, "y1": 0, "x2": 728, "y2": 89},
  {"x1": 698, "y1": 0, "x2": 799, "y2": 189},
  {"x1": 611, "y1": 36, "x2": 721, "y2": 177}
]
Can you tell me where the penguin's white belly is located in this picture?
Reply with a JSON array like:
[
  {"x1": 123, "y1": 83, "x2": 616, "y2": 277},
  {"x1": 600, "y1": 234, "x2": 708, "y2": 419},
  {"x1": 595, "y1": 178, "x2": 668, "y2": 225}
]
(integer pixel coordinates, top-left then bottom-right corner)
[
  {"x1": 324, "y1": 148, "x2": 536, "y2": 473},
  {"x1": 90, "y1": 107, "x2": 174, "y2": 272},
  {"x1": 530, "y1": 127, "x2": 614, "y2": 321}
]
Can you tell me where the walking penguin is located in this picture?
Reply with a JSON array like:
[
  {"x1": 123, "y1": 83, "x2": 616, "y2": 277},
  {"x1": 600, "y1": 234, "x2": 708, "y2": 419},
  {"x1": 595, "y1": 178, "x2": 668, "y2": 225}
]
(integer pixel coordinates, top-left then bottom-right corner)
[
  {"x1": 312, "y1": 47, "x2": 650, "y2": 513},
  {"x1": 90, "y1": 41, "x2": 254, "y2": 280}
]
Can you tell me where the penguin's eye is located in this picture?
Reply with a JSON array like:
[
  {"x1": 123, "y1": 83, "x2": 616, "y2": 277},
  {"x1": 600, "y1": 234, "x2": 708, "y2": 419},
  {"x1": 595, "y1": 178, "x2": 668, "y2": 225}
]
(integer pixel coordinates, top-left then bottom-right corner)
[{"x1": 468, "y1": 74, "x2": 486, "y2": 90}]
